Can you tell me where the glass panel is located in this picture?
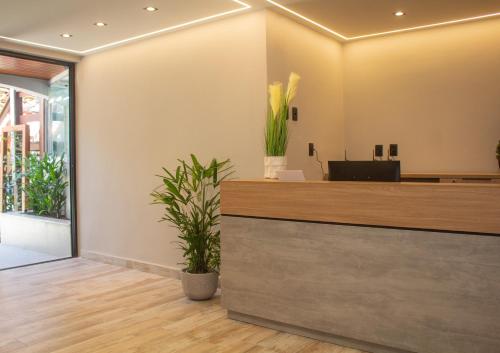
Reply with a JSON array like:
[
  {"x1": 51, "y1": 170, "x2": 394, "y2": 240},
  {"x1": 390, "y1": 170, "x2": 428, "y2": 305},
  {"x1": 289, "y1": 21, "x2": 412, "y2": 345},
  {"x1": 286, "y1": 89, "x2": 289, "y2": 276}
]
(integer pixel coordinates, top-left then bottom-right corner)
[
  {"x1": 0, "y1": 57, "x2": 73, "y2": 270},
  {"x1": 48, "y1": 71, "x2": 69, "y2": 157}
]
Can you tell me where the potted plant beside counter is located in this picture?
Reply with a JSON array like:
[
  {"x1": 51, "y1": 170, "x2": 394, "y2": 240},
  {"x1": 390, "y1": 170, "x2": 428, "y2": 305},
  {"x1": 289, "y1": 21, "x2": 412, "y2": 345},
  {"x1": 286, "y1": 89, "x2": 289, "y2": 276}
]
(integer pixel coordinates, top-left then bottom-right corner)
[
  {"x1": 151, "y1": 155, "x2": 233, "y2": 300},
  {"x1": 264, "y1": 72, "x2": 300, "y2": 178}
]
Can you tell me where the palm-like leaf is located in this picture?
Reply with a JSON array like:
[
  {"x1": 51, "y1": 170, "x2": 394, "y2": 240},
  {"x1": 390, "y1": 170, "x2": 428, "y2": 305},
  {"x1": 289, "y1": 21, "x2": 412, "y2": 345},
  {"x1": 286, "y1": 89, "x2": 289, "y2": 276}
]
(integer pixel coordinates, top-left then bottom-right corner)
[
  {"x1": 151, "y1": 155, "x2": 233, "y2": 274},
  {"x1": 22, "y1": 154, "x2": 68, "y2": 218}
]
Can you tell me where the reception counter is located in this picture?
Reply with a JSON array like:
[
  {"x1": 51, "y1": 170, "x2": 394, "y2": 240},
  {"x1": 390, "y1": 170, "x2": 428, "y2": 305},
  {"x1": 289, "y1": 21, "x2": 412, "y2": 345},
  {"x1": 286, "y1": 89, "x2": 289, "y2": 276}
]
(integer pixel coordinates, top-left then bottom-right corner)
[
  {"x1": 220, "y1": 180, "x2": 500, "y2": 353},
  {"x1": 401, "y1": 172, "x2": 500, "y2": 184}
]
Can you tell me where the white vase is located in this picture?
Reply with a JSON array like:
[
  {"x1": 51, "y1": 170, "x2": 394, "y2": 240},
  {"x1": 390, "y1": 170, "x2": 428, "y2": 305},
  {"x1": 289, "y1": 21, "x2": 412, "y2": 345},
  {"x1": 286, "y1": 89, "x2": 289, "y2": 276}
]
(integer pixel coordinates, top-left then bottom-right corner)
[{"x1": 264, "y1": 156, "x2": 287, "y2": 179}]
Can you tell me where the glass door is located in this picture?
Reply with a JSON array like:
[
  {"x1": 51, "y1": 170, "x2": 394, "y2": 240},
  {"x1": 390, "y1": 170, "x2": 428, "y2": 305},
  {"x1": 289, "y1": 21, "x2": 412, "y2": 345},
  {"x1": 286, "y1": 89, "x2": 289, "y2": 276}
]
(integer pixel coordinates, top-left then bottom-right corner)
[{"x1": 0, "y1": 51, "x2": 76, "y2": 270}]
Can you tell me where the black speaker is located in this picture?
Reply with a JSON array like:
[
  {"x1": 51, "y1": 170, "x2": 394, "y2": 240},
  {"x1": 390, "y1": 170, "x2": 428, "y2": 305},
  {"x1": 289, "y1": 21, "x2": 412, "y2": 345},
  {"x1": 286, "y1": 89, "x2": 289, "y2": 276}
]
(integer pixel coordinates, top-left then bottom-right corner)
[
  {"x1": 390, "y1": 144, "x2": 398, "y2": 157},
  {"x1": 375, "y1": 145, "x2": 384, "y2": 158}
]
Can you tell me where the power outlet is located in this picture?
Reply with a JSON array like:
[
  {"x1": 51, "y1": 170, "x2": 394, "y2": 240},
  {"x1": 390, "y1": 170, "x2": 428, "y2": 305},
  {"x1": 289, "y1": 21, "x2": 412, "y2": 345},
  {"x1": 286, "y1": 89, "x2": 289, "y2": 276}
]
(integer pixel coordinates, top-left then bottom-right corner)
[{"x1": 308, "y1": 143, "x2": 315, "y2": 156}]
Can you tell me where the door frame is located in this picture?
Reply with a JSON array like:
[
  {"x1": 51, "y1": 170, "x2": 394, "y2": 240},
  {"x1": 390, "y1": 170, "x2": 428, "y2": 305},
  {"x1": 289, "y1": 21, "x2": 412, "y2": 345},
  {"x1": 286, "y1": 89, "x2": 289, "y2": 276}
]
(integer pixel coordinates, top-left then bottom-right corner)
[{"x1": 0, "y1": 49, "x2": 78, "y2": 258}]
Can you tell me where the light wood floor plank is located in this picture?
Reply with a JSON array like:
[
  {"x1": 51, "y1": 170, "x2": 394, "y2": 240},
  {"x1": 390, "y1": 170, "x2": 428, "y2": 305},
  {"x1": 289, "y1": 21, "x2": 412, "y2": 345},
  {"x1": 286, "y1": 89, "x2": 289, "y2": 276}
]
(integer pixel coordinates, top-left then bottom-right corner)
[{"x1": 0, "y1": 258, "x2": 365, "y2": 353}]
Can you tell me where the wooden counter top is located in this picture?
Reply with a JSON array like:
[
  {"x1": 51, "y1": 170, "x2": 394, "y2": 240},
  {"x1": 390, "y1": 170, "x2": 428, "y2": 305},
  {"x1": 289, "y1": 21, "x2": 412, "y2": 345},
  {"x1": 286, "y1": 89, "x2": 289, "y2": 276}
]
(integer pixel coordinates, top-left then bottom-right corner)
[
  {"x1": 401, "y1": 172, "x2": 500, "y2": 179},
  {"x1": 221, "y1": 180, "x2": 500, "y2": 234}
]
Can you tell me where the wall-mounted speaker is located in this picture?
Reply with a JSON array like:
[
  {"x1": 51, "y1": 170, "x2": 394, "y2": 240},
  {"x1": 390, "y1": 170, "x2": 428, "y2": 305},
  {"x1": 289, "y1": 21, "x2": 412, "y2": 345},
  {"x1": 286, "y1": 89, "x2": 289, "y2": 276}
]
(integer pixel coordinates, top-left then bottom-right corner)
[
  {"x1": 390, "y1": 144, "x2": 398, "y2": 157},
  {"x1": 292, "y1": 107, "x2": 298, "y2": 121}
]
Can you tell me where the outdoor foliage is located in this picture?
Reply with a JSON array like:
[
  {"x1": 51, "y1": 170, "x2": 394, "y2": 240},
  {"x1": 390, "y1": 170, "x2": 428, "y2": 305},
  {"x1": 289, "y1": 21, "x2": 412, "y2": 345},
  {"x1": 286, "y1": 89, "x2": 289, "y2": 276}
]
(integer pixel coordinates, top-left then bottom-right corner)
[
  {"x1": 3, "y1": 132, "x2": 23, "y2": 212},
  {"x1": 24, "y1": 154, "x2": 68, "y2": 218},
  {"x1": 151, "y1": 155, "x2": 233, "y2": 274},
  {"x1": 265, "y1": 72, "x2": 300, "y2": 156}
]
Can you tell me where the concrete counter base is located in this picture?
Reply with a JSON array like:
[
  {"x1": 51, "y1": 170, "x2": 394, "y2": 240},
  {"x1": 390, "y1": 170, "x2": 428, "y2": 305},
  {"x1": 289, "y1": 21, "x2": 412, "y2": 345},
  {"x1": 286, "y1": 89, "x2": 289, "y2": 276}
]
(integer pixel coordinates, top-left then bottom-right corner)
[
  {"x1": 229, "y1": 311, "x2": 411, "y2": 353},
  {"x1": 220, "y1": 216, "x2": 500, "y2": 353}
]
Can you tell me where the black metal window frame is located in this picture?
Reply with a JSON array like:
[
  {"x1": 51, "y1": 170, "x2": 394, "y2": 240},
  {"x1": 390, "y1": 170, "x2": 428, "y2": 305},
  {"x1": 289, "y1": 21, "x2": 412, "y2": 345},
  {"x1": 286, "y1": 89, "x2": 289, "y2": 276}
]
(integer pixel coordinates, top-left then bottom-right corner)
[{"x1": 0, "y1": 49, "x2": 78, "y2": 263}]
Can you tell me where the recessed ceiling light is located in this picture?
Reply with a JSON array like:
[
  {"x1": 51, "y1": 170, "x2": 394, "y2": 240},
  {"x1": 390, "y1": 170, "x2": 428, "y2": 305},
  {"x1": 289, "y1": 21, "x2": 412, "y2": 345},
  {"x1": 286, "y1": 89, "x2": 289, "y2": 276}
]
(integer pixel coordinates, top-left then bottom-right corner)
[
  {"x1": 60, "y1": 33, "x2": 72, "y2": 38},
  {"x1": 0, "y1": 0, "x2": 251, "y2": 54},
  {"x1": 394, "y1": 11, "x2": 406, "y2": 17},
  {"x1": 144, "y1": 6, "x2": 158, "y2": 12},
  {"x1": 94, "y1": 22, "x2": 107, "y2": 27},
  {"x1": 266, "y1": 0, "x2": 500, "y2": 41}
]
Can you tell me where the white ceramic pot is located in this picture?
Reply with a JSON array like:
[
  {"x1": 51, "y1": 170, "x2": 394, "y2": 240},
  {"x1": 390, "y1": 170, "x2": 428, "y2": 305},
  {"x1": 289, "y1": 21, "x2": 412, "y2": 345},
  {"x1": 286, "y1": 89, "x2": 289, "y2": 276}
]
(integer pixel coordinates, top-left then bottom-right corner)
[
  {"x1": 181, "y1": 271, "x2": 218, "y2": 301},
  {"x1": 264, "y1": 156, "x2": 287, "y2": 179}
]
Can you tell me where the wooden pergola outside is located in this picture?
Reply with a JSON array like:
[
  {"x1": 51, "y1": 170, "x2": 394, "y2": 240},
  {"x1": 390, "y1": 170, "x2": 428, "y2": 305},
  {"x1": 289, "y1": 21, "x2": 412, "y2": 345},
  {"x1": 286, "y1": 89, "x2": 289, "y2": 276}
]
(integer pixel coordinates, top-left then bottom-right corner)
[{"x1": 0, "y1": 87, "x2": 46, "y2": 213}]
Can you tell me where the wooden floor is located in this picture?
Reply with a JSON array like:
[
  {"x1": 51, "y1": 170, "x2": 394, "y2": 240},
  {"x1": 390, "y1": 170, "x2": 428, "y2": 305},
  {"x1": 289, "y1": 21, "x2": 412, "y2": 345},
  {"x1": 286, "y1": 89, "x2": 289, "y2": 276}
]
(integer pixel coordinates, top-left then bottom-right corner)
[{"x1": 0, "y1": 258, "x2": 365, "y2": 353}]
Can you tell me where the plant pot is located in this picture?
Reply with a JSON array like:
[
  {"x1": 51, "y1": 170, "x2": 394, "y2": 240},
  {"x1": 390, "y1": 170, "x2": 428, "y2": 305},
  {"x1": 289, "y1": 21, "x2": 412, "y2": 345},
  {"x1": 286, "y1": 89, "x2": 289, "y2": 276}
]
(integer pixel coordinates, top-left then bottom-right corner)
[
  {"x1": 181, "y1": 270, "x2": 219, "y2": 300},
  {"x1": 264, "y1": 156, "x2": 287, "y2": 179}
]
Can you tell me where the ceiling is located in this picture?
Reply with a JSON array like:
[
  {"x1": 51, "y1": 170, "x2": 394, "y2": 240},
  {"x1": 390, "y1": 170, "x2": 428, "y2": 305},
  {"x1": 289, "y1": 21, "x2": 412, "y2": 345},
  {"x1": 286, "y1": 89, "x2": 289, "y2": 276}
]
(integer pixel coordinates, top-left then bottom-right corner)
[
  {"x1": 269, "y1": 0, "x2": 500, "y2": 40},
  {"x1": 0, "y1": 0, "x2": 498, "y2": 55},
  {"x1": 0, "y1": 55, "x2": 67, "y2": 80},
  {"x1": 0, "y1": 0, "x2": 255, "y2": 55}
]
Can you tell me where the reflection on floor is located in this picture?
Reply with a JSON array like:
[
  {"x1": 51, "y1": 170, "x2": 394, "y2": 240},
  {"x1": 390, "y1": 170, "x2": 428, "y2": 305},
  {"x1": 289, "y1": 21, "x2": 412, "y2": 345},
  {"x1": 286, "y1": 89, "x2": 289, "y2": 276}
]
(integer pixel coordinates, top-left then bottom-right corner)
[
  {"x1": 0, "y1": 244, "x2": 57, "y2": 269},
  {"x1": 0, "y1": 258, "x2": 365, "y2": 353}
]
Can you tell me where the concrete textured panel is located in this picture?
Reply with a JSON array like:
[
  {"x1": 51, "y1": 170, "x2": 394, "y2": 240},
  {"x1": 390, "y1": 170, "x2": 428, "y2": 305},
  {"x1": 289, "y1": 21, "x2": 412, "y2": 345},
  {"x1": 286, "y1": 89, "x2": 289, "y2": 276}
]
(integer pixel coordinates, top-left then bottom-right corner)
[{"x1": 220, "y1": 216, "x2": 500, "y2": 353}]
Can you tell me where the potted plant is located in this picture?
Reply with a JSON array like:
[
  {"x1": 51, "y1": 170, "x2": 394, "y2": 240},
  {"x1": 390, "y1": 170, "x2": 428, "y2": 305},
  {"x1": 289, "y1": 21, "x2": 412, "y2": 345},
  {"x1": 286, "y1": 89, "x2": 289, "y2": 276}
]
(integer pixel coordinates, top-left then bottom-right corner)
[
  {"x1": 151, "y1": 154, "x2": 233, "y2": 300},
  {"x1": 497, "y1": 140, "x2": 500, "y2": 169},
  {"x1": 264, "y1": 72, "x2": 300, "y2": 178}
]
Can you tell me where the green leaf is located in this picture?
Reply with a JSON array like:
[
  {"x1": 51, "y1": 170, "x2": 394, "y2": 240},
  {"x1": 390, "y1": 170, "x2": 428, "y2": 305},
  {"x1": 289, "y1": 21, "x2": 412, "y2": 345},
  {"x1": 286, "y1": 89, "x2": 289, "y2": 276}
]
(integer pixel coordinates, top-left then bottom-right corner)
[
  {"x1": 21, "y1": 153, "x2": 67, "y2": 218},
  {"x1": 151, "y1": 155, "x2": 233, "y2": 273}
]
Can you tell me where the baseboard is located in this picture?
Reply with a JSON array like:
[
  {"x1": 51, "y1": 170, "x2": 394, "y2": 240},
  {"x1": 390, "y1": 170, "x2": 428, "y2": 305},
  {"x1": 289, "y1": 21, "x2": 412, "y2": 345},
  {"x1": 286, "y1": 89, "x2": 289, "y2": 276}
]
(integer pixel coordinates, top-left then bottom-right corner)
[
  {"x1": 228, "y1": 311, "x2": 414, "y2": 353},
  {"x1": 81, "y1": 250, "x2": 181, "y2": 280}
]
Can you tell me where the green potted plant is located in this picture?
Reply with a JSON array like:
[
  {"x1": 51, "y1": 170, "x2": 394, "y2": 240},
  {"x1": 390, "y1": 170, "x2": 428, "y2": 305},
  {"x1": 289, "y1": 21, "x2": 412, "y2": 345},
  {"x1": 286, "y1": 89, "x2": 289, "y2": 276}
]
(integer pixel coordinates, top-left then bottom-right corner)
[
  {"x1": 151, "y1": 155, "x2": 233, "y2": 300},
  {"x1": 264, "y1": 72, "x2": 300, "y2": 178},
  {"x1": 497, "y1": 140, "x2": 500, "y2": 169}
]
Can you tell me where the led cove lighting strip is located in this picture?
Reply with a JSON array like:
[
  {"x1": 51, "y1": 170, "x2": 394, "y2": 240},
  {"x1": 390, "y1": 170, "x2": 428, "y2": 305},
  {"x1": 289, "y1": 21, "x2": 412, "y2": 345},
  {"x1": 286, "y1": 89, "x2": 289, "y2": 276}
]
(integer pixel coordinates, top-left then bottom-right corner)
[
  {"x1": 266, "y1": 0, "x2": 347, "y2": 40},
  {"x1": 266, "y1": 0, "x2": 500, "y2": 41},
  {"x1": 0, "y1": 0, "x2": 251, "y2": 55}
]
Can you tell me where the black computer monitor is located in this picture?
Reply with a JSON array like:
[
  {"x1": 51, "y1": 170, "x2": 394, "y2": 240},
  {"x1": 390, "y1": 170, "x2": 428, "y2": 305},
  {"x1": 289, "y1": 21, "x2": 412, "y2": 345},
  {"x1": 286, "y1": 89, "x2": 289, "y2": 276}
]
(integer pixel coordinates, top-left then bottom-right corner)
[{"x1": 328, "y1": 161, "x2": 401, "y2": 182}]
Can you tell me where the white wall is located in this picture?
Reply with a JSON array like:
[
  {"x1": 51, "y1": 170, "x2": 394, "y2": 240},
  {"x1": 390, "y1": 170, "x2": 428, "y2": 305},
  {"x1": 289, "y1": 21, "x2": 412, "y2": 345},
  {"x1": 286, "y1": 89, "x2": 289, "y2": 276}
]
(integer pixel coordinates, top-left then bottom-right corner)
[
  {"x1": 266, "y1": 11, "x2": 344, "y2": 180},
  {"x1": 343, "y1": 18, "x2": 500, "y2": 172},
  {"x1": 74, "y1": 11, "x2": 500, "y2": 269},
  {"x1": 76, "y1": 11, "x2": 268, "y2": 268},
  {"x1": 0, "y1": 39, "x2": 80, "y2": 63}
]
